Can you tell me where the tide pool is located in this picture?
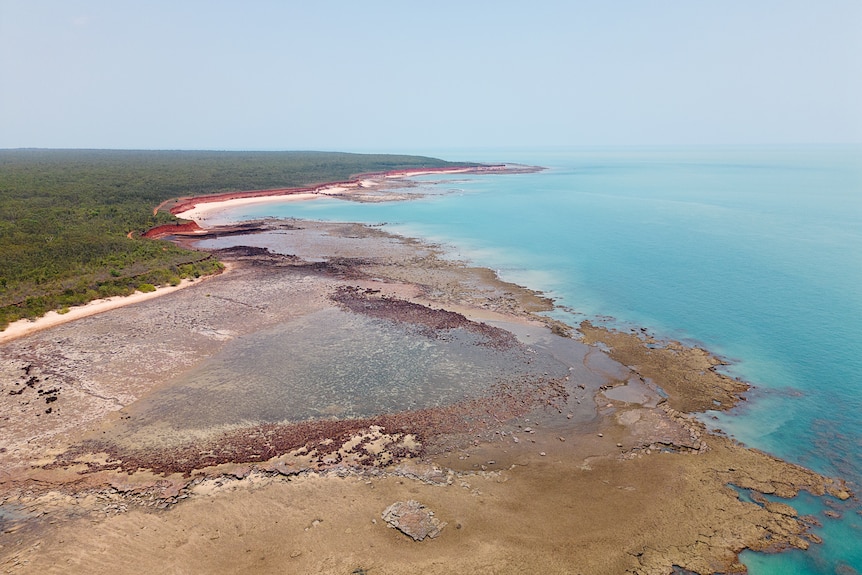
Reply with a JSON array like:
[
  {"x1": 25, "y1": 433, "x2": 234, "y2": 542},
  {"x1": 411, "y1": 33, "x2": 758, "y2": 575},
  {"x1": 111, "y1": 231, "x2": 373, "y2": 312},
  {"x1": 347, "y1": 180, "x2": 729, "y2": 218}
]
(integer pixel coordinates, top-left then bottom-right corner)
[{"x1": 209, "y1": 145, "x2": 862, "y2": 574}]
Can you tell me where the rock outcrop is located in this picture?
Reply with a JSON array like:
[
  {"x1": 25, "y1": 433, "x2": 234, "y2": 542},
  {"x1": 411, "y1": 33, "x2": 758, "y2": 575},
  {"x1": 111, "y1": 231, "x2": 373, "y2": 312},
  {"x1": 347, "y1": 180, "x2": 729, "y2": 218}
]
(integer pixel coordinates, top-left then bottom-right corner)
[{"x1": 382, "y1": 500, "x2": 446, "y2": 541}]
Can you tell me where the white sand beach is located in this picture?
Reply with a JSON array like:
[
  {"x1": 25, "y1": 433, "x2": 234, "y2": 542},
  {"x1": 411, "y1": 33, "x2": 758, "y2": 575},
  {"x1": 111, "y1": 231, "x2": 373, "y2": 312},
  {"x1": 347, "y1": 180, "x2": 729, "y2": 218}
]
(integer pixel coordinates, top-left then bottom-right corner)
[{"x1": 174, "y1": 192, "x2": 324, "y2": 222}]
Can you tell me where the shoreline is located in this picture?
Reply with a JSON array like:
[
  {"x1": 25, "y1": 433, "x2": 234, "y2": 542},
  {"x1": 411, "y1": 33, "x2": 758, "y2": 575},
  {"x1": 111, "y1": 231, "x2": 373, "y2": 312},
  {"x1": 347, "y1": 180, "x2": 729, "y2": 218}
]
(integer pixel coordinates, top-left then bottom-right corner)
[
  {"x1": 165, "y1": 164, "x2": 536, "y2": 229},
  {"x1": 0, "y1": 165, "x2": 538, "y2": 343},
  {"x1": 173, "y1": 192, "x2": 323, "y2": 223},
  {"x1": 1, "y1": 182, "x2": 854, "y2": 573},
  {"x1": 0, "y1": 274, "x2": 218, "y2": 345},
  {"x1": 0, "y1": 165, "x2": 512, "y2": 336}
]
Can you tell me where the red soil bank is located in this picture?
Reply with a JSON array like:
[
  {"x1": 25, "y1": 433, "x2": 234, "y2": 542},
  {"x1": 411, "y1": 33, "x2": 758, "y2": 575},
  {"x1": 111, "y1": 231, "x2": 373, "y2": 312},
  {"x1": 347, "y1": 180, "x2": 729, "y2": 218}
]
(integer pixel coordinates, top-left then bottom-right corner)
[{"x1": 142, "y1": 221, "x2": 203, "y2": 239}]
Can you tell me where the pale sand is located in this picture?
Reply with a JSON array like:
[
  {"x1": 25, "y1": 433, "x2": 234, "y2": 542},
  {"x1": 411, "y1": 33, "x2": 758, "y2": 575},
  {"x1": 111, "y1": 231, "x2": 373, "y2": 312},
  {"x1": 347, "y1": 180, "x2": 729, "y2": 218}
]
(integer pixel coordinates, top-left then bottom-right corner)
[
  {"x1": 174, "y1": 192, "x2": 324, "y2": 222},
  {"x1": 384, "y1": 167, "x2": 475, "y2": 178},
  {"x1": 0, "y1": 275, "x2": 214, "y2": 345},
  {"x1": 174, "y1": 166, "x2": 485, "y2": 223}
]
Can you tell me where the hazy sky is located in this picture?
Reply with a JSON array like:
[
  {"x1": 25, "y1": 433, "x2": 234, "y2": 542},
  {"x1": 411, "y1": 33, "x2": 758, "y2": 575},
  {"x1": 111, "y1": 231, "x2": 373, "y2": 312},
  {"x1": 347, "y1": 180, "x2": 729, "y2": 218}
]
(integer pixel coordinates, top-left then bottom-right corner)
[{"x1": 1, "y1": 1, "x2": 860, "y2": 151}]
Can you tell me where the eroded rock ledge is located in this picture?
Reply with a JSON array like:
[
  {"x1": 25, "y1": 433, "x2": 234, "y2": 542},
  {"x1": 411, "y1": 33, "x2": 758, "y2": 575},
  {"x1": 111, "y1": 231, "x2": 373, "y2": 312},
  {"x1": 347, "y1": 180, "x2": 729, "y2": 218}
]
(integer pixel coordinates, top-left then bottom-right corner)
[{"x1": 580, "y1": 320, "x2": 750, "y2": 413}]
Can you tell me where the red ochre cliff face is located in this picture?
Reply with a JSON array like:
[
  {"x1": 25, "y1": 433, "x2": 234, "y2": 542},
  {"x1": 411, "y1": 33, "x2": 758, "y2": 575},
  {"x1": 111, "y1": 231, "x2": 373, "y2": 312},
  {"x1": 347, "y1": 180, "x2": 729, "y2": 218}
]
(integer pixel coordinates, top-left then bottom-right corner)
[{"x1": 142, "y1": 221, "x2": 203, "y2": 239}]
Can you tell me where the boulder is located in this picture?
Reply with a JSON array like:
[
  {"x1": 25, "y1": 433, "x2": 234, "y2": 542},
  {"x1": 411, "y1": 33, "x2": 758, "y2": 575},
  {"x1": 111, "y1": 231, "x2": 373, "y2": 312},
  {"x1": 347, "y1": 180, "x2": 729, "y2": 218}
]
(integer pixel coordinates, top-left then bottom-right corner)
[{"x1": 381, "y1": 500, "x2": 447, "y2": 541}]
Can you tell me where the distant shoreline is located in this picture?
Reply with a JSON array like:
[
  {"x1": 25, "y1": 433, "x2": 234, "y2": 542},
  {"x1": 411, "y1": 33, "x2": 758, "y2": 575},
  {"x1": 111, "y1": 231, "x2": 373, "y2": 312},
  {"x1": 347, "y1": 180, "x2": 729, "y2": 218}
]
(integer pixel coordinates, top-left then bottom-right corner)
[
  {"x1": 0, "y1": 163, "x2": 537, "y2": 339},
  {"x1": 149, "y1": 164, "x2": 540, "y2": 237}
]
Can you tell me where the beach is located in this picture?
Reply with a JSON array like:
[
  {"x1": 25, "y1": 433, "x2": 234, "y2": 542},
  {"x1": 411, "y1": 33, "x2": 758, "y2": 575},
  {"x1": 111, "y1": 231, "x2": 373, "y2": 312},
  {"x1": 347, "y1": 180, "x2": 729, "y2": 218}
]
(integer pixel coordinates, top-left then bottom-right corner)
[
  {"x1": 0, "y1": 277, "x2": 207, "y2": 346},
  {"x1": 163, "y1": 165, "x2": 526, "y2": 230},
  {"x1": 0, "y1": 208, "x2": 852, "y2": 574}
]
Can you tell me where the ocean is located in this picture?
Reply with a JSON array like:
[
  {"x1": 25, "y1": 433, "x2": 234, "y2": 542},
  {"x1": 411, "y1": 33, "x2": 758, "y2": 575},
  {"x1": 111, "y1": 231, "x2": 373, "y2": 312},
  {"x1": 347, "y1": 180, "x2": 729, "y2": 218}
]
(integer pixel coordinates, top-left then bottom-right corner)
[{"x1": 206, "y1": 145, "x2": 862, "y2": 574}]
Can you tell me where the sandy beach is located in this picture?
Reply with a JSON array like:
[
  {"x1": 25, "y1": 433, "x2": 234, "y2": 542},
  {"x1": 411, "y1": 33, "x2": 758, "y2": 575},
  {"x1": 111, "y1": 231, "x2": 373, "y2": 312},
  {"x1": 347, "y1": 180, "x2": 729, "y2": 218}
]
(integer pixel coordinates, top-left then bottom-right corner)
[
  {"x1": 0, "y1": 277, "x2": 206, "y2": 345},
  {"x1": 168, "y1": 164, "x2": 537, "y2": 226},
  {"x1": 0, "y1": 215, "x2": 853, "y2": 573},
  {"x1": 173, "y1": 192, "x2": 323, "y2": 223},
  {"x1": 168, "y1": 166, "x2": 492, "y2": 223}
]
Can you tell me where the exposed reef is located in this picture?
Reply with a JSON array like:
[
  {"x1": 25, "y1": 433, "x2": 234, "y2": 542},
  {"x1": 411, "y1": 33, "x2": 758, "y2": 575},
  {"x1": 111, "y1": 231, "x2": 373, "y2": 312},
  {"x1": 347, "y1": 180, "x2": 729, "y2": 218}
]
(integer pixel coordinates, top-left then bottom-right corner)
[{"x1": 0, "y1": 219, "x2": 853, "y2": 575}]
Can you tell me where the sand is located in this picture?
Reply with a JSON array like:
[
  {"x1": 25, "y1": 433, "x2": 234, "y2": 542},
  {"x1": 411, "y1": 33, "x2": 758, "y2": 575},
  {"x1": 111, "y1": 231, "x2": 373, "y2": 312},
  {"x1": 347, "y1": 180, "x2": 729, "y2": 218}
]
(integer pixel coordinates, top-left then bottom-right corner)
[
  {"x1": 0, "y1": 219, "x2": 853, "y2": 575},
  {"x1": 170, "y1": 165, "x2": 505, "y2": 224},
  {"x1": 0, "y1": 277, "x2": 205, "y2": 345},
  {"x1": 173, "y1": 192, "x2": 322, "y2": 223},
  {"x1": 169, "y1": 165, "x2": 541, "y2": 224}
]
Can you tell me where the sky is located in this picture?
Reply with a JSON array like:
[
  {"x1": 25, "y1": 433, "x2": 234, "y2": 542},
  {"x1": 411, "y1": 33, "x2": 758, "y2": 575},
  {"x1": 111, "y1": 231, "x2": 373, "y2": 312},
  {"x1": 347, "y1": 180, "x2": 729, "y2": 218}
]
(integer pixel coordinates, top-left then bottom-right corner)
[{"x1": 1, "y1": 0, "x2": 861, "y2": 152}]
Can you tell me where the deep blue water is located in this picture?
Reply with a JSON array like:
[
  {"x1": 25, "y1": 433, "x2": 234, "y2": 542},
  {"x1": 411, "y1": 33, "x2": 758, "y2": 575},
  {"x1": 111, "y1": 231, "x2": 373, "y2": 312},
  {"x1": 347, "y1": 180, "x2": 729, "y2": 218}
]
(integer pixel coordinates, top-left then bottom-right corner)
[{"x1": 210, "y1": 145, "x2": 862, "y2": 574}]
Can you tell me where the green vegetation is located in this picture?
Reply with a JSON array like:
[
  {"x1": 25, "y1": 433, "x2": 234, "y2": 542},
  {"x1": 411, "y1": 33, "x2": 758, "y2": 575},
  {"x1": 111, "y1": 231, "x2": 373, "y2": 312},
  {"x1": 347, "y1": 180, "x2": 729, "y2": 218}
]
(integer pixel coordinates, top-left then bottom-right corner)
[{"x1": 0, "y1": 149, "x2": 469, "y2": 329}]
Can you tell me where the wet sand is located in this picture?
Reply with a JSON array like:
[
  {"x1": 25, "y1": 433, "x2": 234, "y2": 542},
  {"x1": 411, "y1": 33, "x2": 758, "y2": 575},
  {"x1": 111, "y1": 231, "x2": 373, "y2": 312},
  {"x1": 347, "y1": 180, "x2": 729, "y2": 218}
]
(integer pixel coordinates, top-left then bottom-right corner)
[{"x1": 0, "y1": 220, "x2": 853, "y2": 575}]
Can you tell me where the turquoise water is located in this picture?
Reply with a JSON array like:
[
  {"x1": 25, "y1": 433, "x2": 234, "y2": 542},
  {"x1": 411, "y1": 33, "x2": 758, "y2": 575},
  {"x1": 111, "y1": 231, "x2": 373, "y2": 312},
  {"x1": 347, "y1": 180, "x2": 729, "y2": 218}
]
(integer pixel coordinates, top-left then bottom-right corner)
[{"x1": 212, "y1": 145, "x2": 862, "y2": 573}]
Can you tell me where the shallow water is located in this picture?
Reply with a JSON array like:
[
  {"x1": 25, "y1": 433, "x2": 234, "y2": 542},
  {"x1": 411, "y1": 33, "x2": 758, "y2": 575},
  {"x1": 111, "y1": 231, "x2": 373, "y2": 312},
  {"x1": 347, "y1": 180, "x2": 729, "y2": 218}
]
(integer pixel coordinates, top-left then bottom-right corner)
[
  {"x1": 214, "y1": 145, "x2": 862, "y2": 573},
  {"x1": 108, "y1": 307, "x2": 570, "y2": 450}
]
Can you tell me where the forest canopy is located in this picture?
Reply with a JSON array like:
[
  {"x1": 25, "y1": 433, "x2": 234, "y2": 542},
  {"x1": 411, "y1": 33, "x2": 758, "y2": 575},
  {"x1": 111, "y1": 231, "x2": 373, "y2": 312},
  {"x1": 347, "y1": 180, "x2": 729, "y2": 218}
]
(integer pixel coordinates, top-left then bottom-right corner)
[{"x1": 0, "y1": 149, "x2": 468, "y2": 328}]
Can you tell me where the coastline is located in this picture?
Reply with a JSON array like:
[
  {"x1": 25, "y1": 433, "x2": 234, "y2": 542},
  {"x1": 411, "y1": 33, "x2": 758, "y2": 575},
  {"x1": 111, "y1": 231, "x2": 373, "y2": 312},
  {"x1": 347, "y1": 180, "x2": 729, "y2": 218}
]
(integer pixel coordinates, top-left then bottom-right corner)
[
  {"x1": 0, "y1": 166, "x2": 496, "y2": 336},
  {"x1": 0, "y1": 274, "x2": 216, "y2": 345},
  {"x1": 0, "y1": 217, "x2": 852, "y2": 574},
  {"x1": 164, "y1": 164, "x2": 531, "y2": 229},
  {"x1": 172, "y1": 192, "x2": 323, "y2": 223},
  {"x1": 0, "y1": 169, "x2": 854, "y2": 574}
]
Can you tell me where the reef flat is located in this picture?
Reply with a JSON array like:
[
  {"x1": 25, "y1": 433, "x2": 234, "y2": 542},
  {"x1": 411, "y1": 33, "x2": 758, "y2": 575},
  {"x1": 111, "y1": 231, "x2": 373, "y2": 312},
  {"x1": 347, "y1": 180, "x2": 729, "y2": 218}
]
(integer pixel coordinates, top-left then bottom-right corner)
[{"x1": 0, "y1": 219, "x2": 852, "y2": 575}]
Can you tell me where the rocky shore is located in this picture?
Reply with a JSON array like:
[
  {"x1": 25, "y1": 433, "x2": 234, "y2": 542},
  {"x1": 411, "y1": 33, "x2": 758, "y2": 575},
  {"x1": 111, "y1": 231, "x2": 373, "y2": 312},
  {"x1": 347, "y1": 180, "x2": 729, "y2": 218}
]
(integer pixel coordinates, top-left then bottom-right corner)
[{"x1": 0, "y1": 219, "x2": 853, "y2": 575}]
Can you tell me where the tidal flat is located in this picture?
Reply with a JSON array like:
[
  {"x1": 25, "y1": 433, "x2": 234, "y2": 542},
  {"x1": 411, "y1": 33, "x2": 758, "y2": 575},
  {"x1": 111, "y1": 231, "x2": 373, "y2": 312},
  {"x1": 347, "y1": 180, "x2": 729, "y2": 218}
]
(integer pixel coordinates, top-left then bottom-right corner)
[{"x1": 0, "y1": 220, "x2": 853, "y2": 575}]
